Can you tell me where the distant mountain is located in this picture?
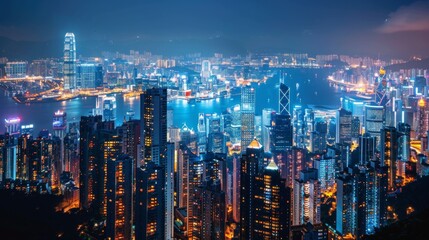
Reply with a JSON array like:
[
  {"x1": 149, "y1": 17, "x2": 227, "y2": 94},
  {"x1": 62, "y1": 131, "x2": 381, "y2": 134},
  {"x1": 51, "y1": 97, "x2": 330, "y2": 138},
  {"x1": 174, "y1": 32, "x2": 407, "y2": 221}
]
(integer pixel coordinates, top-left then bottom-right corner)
[
  {"x1": 0, "y1": 36, "x2": 249, "y2": 60},
  {"x1": 386, "y1": 58, "x2": 429, "y2": 71}
]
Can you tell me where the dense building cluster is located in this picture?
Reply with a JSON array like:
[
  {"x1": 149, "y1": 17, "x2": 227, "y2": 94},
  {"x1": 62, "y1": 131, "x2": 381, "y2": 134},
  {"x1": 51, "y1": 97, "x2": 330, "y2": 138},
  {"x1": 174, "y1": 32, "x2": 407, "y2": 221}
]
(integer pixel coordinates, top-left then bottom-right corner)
[{"x1": 1, "y1": 33, "x2": 429, "y2": 240}]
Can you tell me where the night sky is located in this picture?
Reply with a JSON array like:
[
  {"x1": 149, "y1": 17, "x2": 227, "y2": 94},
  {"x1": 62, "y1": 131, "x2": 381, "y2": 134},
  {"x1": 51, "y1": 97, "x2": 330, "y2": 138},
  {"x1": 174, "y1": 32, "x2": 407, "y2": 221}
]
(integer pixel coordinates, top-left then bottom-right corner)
[{"x1": 1, "y1": 0, "x2": 429, "y2": 58}]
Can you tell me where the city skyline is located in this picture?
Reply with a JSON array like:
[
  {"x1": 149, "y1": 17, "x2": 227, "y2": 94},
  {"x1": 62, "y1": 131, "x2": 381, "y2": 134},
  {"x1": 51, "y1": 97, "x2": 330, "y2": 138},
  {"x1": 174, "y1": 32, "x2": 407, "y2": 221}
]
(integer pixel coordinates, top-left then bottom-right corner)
[{"x1": 1, "y1": 1, "x2": 429, "y2": 239}]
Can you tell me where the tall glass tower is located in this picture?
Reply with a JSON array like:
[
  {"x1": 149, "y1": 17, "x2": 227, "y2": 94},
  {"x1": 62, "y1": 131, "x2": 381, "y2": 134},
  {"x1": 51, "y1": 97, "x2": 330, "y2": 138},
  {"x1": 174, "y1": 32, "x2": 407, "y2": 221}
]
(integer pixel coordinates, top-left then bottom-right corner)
[
  {"x1": 63, "y1": 33, "x2": 76, "y2": 90},
  {"x1": 240, "y1": 85, "x2": 256, "y2": 152}
]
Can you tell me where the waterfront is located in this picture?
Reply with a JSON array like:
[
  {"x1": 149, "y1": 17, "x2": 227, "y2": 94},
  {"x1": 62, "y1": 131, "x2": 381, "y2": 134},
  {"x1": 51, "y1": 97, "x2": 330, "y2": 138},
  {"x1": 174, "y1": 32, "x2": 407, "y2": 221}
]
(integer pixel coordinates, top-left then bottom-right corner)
[{"x1": 0, "y1": 68, "x2": 340, "y2": 134}]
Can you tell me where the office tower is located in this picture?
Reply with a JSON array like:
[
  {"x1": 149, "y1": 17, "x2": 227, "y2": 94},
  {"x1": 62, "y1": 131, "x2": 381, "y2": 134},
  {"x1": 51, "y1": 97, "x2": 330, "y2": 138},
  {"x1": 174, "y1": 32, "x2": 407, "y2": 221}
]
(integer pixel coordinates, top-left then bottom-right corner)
[
  {"x1": 380, "y1": 126, "x2": 398, "y2": 191},
  {"x1": 16, "y1": 134, "x2": 29, "y2": 181},
  {"x1": 359, "y1": 133, "x2": 377, "y2": 165},
  {"x1": 120, "y1": 120, "x2": 140, "y2": 162},
  {"x1": 240, "y1": 139, "x2": 264, "y2": 240},
  {"x1": 135, "y1": 162, "x2": 165, "y2": 240},
  {"x1": 336, "y1": 170, "x2": 356, "y2": 236},
  {"x1": 187, "y1": 151, "x2": 205, "y2": 239},
  {"x1": 95, "y1": 64, "x2": 104, "y2": 88},
  {"x1": 262, "y1": 108, "x2": 275, "y2": 151},
  {"x1": 351, "y1": 117, "x2": 360, "y2": 139},
  {"x1": 231, "y1": 154, "x2": 241, "y2": 223},
  {"x1": 206, "y1": 113, "x2": 222, "y2": 135},
  {"x1": 355, "y1": 165, "x2": 388, "y2": 237},
  {"x1": 53, "y1": 110, "x2": 67, "y2": 139},
  {"x1": 336, "y1": 108, "x2": 352, "y2": 145},
  {"x1": 336, "y1": 165, "x2": 388, "y2": 238},
  {"x1": 279, "y1": 83, "x2": 291, "y2": 116},
  {"x1": 79, "y1": 115, "x2": 114, "y2": 211},
  {"x1": 102, "y1": 134, "x2": 122, "y2": 216},
  {"x1": 140, "y1": 88, "x2": 167, "y2": 166},
  {"x1": 77, "y1": 63, "x2": 97, "y2": 89},
  {"x1": 310, "y1": 121, "x2": 327, "y2": 153},
  {"x1": 417, "y1": 98, "x2": 428, "y2": 138},
  {"x1": 252, "y1": 160, "x2": 290, "y2": 239},
  {"x1": 241, "y1": 85, "x2": 256, "y2": 152},
  {"x1": 207, "y1": 132, "x2": 226, "y2": 154},
  {"x1": 2, "y1": 135, "x2": 17, "y2": 181},
  {"x1": 106, "y1": 155, "x2": 133, "y2": 240},
  {"x1": 137, "y1": 88, "x2": 171, "y2": 239},
  {"x1": 197, "y1": 180, "x2": 226, "y2": 240},
  {"x1": 197, "y1": 113, "x2": 207, "y2": 154},
  {"x1": 201, "y1": 60, "x2": 212, "y2": 82},
  {"x1": 4, "y1": 117, "x2": 21, "y2": 136},
  {"x1": 202, "y1": 152, "x2": 227, "y2": 193},
  {"x1": 177, "y1": 144, "x2": 196, "y2": 208},
  {"x1": 180, "y1": 124, "x2": 198, "y2": 154},
  {"x1": 293, "y1": 168, "x2": 321, "y2": 226},
  {"x1": 96, "y1": 95, "x2": 117, "y2": 122},
  {"x1": 397, "y1": 123, "x2": 411, "y2": 178},
  {"x1": 314, "y1": 157, "x2": 335, "y2": 192},
  {"x1": 5, "y1": 61, "x2": 27, "y2": 78},
  {"x1": 230, "y1": 104, "x2": 242, "y2": 145},
  {"x1": 293, "y1": 106, "x2": 305, "y2": 148},
  {"x1": 63, "y1": 32, "x2": 77, "y2": 90},
  {"x1": 20, "y1": 124, "x2": 34, "y2": 135},
  {"x1": 285, "y1": 147, "x2": 307, "y2": 188},
  {"x1": 364, "y1": 104, "x2": 384, "y2": 146},
  {"x1": 270, "y1": 113, "x2": 293, "y2": 153}
]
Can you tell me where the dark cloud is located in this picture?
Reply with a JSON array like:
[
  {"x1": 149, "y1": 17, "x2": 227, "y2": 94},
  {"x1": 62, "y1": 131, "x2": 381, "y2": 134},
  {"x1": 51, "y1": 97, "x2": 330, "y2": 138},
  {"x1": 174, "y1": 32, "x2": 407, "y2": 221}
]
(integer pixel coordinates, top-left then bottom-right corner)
[{"x1": 378, "y1": 1, "x2": 429, "y2": 33}]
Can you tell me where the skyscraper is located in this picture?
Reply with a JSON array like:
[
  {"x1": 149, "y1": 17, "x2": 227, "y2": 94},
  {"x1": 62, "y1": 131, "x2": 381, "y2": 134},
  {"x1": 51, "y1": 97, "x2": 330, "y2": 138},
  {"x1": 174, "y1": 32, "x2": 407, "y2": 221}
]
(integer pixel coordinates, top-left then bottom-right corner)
[
  {"x1": 63, "y1": 33, "x2": 77, "y2": 90},
  {"x1": 293, "y1": 168, "x2": 321, "y2": 226},
  {"x1": 240, "y1": 139, "x2": 264, "y2": 240},
  {"x1": 79, "y1": 115, "x2": 114, "y2": 211},
  {"x1": 336, "y1": 108, "x2": 352, "y2": 145},
  {"x1": 253, "y1": 160, "x2": 290, "y2": 239},
  {"x1": 270, "y1": 113, "x2": 293, "y2": 153},
  {"x1": 380, "y1": 126, "x2": 398, "y2": 191},
  {"x1": 140, "y1": 88, "x2": 168, "y2": 166},
  {"x1": 136, "y1": 87, "x2": 172, "y2": 239},
  {"x1": 106, "y1": 155, "x2": 133, "y2": 240},
  {"x1": 241, "y1": 85, "x2": 256, "y2": 152},
  {"x1": 135, "y1": 162, "x2": 165, "y2": 240},
  {"x1": 279, "y1": 82, "x2": 291, "y2": 116}
]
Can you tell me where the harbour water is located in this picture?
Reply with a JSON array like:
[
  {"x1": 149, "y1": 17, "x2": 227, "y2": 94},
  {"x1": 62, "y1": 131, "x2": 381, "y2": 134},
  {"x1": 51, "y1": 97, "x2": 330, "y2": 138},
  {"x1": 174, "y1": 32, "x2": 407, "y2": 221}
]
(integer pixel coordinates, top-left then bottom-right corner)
[{"x1": 0, "y1": 68, "x2": 340, "y2": 134}]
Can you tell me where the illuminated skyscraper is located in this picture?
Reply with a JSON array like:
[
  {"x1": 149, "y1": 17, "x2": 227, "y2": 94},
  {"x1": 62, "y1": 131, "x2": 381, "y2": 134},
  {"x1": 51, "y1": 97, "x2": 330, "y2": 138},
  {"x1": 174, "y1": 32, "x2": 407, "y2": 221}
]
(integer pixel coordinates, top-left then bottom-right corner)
[
  {"x1": 79, "y1": 115, "x2": 115, "y2": 211},
  {"x1": 137, "y1": 88, "x2": 172, "y2": 239},
  {"x1": 293, "y1": 168, "x2": 321, "y2": 226},
  {"x1": 417, "y1": 98, "x2": 428, "y2": 138},
  {"x1": 252, "y1": 160, "x2": 291, "y2": 239},
  {"x1": 96, "y1": 95, "x2": 117, "y2": 122},
  {"x1": 197, "y1": 113, "x2": 207, "y2": 154},
  {"x1": 197, "y1": 179, "x2": 226, "y2": 240},
  {"x1": 359, "y1": 133, "x2": 377, "y2": 165},
  {"x1": 106, "y1": 155, "x2": 133, "y2": 240},
  {"x1": 140, "y1": 88, "x2": 167, "y2": 166},
  {"x1": 336, "y1": 170, "x2": 356, "y2": 236},
  {"x1": 270, "y1": 113, "x2": 293, "y2": 153},
  {"x1": 380, "y1": 126, "x2": 398, "y2": 191},
  {"x1": 314, "y1": 157, "x2": 335, "y2": 192},
  {"x1": 63, "y1": 32, "x2": 77, "y2": 90},
  {"x1": 53, "y1": 110, "x2": 67, "y2": 139},
  {"x1": 4, "y1": 117, "x2": 21, "y2": 136},
  {"x1": 364, "y1": 104, "x2": 384, "y2": 146},
  {"x1": 336, "y1": 108, "x2": 352, "y2": 145},
  {"x1": 241, "y1": 85, "x2": 256, "y2": 152},
  {"x1": 77, "y1": 63, "x2": 97, "y2": 89},
  {"x1": 279, "y1": 77, "x2": 291, "y2": 116},
  {"x1": 135, "y1": 162, "x2": 165, "y2": 240},
  {"x1": 240, "y1": 139, "x2": 264, "y2": 240}
]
